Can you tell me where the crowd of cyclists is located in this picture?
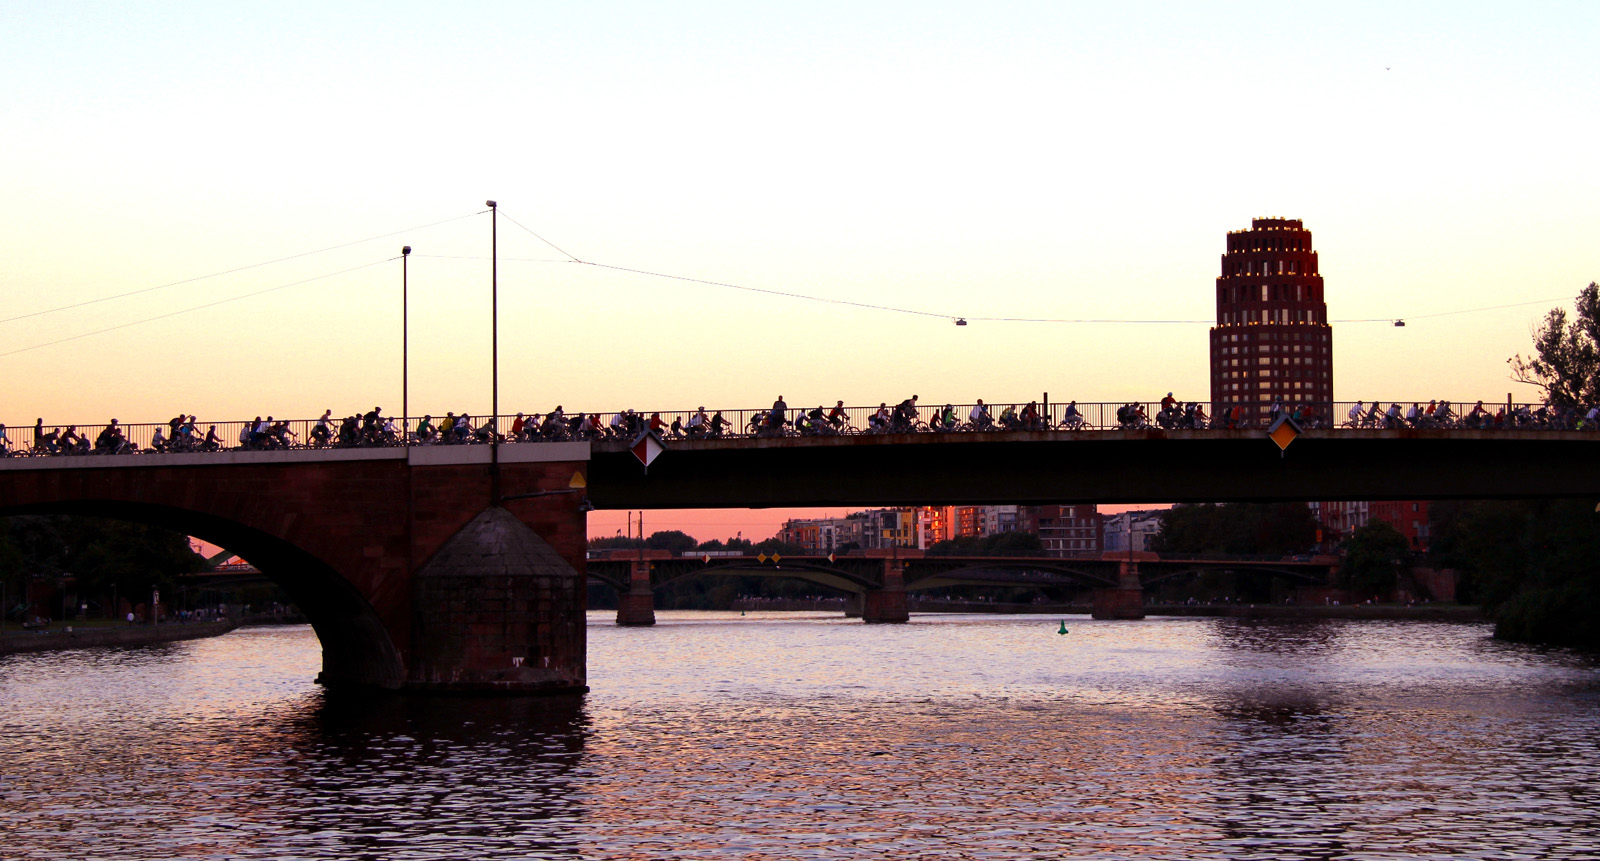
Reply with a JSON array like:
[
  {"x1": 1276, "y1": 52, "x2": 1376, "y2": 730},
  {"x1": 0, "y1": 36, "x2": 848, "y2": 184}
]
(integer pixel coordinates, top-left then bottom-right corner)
[
  {"x1": 3, "y1": 394, "x2": 1595, "y2": 458},
  {"x1": 1339, "y1": 399, "x2": 1597, "y2": 431}
]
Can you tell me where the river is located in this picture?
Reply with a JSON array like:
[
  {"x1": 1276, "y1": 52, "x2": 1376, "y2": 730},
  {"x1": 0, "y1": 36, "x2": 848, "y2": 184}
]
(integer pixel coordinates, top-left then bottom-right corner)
[{"x1": 2, "y1": 612, "x2": 1596, "y2": 859}]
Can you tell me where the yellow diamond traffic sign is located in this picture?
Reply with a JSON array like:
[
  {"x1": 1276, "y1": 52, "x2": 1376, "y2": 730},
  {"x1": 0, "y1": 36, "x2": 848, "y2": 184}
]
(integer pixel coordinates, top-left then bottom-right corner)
[{"x1": 1267, "y1": 415, "x2": 1302, "y2": 453}]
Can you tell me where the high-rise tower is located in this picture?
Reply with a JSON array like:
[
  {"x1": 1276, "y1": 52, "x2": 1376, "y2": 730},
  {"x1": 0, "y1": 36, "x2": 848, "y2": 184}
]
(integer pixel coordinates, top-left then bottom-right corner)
[{"x1": 1209, "y1": 217, "x2": 1333, "y2": 420}]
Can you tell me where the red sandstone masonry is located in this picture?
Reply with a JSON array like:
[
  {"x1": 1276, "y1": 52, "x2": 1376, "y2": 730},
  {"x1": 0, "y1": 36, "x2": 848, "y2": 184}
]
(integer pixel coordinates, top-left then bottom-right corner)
[{"x1": 0, "y1": 453, "x2": 590, "y2": 691}]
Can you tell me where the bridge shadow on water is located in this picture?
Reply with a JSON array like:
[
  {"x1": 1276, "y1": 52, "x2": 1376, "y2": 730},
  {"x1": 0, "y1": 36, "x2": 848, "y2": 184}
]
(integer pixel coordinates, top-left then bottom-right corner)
[
  {"x1": 233, "y1": 687, "x2": 597, "y2": 856},
  {"x1": 301, "y1": 686, "x2": 591, "y2": 743}
]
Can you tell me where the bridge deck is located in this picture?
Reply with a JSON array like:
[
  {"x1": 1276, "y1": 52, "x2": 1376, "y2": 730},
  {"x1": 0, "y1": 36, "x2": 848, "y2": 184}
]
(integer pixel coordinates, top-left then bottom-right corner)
[
  {"x1": 587, "y1": 428, "x2": 1600, "y2": 506},
  {"x1": 4, "y1": 430, "x2": 1595, "y2": 505}
]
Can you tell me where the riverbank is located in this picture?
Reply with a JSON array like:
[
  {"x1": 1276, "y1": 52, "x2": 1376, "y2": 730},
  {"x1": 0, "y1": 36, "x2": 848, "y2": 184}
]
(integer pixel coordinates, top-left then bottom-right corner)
[
  {"x1": 734, "y1": 597, "x2": 1485, "y2": 622},
  {"x1": 1144, "y1": 603, "x2": 1484, "y2": 622},
  {"x1": 0, "y1": 619, "x2": 242, "y2": 655}
]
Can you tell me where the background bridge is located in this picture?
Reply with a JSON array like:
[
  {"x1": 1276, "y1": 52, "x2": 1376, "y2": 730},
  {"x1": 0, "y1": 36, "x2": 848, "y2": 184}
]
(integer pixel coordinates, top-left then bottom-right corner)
[{"x1": 587, "y1": 550, "x2": 1339, "y2": 624}]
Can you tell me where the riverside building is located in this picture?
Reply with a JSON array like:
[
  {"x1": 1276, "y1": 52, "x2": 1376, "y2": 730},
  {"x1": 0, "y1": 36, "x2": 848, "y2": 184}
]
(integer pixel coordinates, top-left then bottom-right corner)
[{"x1": 1210, "y1": 217, "x2": 1334, "y2": 423}]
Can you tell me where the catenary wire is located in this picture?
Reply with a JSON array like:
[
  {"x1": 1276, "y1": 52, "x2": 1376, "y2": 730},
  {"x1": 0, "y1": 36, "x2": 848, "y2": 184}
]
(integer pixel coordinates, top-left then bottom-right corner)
[
  {"x1": 495, "y1": 211, "x2": 584, "y2": 262},
  {"x1": 1338, "y1": 296, "x2": 1577, "y2": 322},
  {"x1": 410, "y1": 254, "x2": 570, "y2": 262},
  {"x1": 578, "y1": 261, "x2": 960, "y2": 320},
  {"x1": 0, "y1": 258, "x2": 396, "y2": 358},
  {"x1": 499, "y1": 209, "x2": 1576, "y2": 326},
  {"x1": 0, "y1": 210, "x2": 485, "y2": 326},
  {"x1": 13, "y1": 203, "x2": 1577, "y2": 357},
  {"x1": 497, "y1": 208, "x2": 956, "y2": 319}
]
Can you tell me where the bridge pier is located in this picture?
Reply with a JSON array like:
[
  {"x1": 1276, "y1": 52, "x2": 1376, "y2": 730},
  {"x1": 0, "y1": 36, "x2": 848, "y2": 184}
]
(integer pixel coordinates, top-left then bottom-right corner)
[
  {"x1": 617, "y1": 558, "x2": 657, "y2": 627},
  {"x1": 843, "y1": 593, "x2": 863, "y2": 618},
  {"x1": 1092, "y1": 552, "x2": 1153, "y2": 620},
  {"x1": 409, "y1": 505, "x2": 587, "y2": 692},
  {"x1": 862, "y1": 561, "x2": 909, "y2": 624}
]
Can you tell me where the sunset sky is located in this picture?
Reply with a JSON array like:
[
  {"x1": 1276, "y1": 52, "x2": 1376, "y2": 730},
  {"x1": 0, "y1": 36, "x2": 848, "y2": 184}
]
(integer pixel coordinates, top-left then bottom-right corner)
[{"x1": 4, "y1": 3, "x2": 1596, "y2": 541}]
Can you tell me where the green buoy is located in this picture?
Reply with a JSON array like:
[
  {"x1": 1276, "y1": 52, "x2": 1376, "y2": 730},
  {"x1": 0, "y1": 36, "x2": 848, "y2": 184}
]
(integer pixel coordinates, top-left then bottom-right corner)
[{"x1": 1058, "y1": 620, "x2": 1069, "y2": 635}]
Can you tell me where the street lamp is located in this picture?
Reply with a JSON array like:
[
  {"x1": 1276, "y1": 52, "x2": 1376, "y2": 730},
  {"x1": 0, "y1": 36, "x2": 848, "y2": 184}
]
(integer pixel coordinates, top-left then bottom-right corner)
[
  {"x1": 402, "y1": 245, "x2": 411, "y2": 445},
  {"x1": 486, "y1": 200, "x2": 500, "y2": 501}
]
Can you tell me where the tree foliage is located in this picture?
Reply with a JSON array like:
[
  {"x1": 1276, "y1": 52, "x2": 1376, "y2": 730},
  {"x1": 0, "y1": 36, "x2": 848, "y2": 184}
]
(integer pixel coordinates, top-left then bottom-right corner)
[
  {"x1": 1340, "y1": 520, "x2": 1410, "y2": 597},
  {"x1": 1509, "y1": 282, "x2": 1600, "y2": 407},
  {"x1": 641, "y1": 529, "x2": 696, "y2": 555},
  {"x1": 1430, "y1": 499, "x2": 1600, "y2": 648},
  {"x1": 926, "y1": 531, "x2": 1045, "y2": 557},
  {"x1": 1152, "y1": 503, "x2": 1317, "y2": 557},
  {"x1": 751, "y1": 538, "x2": 808, "y2": 556},
  {"x1": 695, "y1": 537, "x2": 754, "y2": 552},
  {"x1": 0, "y1": 516, "x2": 205, "y2": 613}
]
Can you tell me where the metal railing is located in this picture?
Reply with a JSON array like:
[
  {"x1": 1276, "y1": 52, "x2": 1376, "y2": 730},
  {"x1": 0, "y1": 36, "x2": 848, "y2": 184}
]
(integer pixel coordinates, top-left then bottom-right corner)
[{"x1": 1, "y1": 398, "x2": 1590, "y2": 459}]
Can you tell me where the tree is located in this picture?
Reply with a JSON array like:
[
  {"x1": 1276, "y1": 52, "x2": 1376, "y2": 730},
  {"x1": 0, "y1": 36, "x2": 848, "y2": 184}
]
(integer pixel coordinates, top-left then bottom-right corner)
[
  {"x1": 1509, "y1": 282, "x2": 1600, "y2": 407},
  {"x1": 1153, "y1": 503, "x2": 1315, "y2": 557},
  {"x1": 981, "y1": 531, "x2": 1045, "y2": 556},
  {"x1": 591, "y1": 530, "x2": 701, "y2": 555},
  {"x1": 644, "y1": 530, "x2": 697, "y2": 555},
  {"x1": 1430, "y1": 499, "x2": 1600, "y2": 648},
  {"x1": 697, "y1": 537, "x2": 754, "y2": 552},
  {"x1": 751, "y1": 538, "x2": 807, "y2": 556},
  {"x1": 0, "y1": 516, "x2": 205, "y2": 615},
  {"x1": 588, "y1": 535, "x2": 644, "y2": 551},
  {"x1": 926, "y1": 531, "x2": 1045, "y2": 557},
  {"x1": 1340, "y1": 520, "x2": 1410, "y2": 597}
]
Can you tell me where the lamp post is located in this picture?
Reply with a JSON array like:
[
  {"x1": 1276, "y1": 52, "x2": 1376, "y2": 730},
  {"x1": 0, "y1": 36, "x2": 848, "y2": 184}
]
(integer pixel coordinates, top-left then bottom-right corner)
[
  {"x1": 395, "y1": 243, "x2": 403, "y2": 438},
  {"x1": 486, "y1": 200, "x2": 500, "y2": 501}
]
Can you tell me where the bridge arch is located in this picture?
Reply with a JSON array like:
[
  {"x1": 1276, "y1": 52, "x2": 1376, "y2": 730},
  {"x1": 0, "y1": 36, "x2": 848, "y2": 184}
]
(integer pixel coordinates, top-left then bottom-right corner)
[
  {"x1": 0, "y1": 499, "x2": 404, "y2": 689},
  {"x1": 1141, "y1": 565, "x2": 1329, "y2": 587},
  {"x1": 905, "y1": 561, "x2": 1119, "y2": 589},
  {"x1": 654, "y1": 561, "x2": 880, "y2": 595}
]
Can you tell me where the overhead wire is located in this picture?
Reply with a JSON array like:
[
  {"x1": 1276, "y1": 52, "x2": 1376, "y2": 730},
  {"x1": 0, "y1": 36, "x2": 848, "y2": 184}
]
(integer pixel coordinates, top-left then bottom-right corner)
[
  {"x1": 7, "y1": 204, "x2": 1578, "y2": 360},
  {"x1": 0, "y1": 257, "x2": 396, "y2": 358},
  {"x1": 0, "y1": 210, "x2": 485, "y2": 326},
  {"x1": 498, "y1": 207, "x2": 1574, "y2": 327},
  {"x1": 578, "y1": 261, "x2": 959, "y2": 320},
  {"x1": 495, "y1": 211, "x2": 584, "y2": 262},
  {"x1": 410, "y1": 254, "x2": 569, "y2": 262},
  {"x1": 1337, "y1": 294, "x2": 1574, "y2": 321}
]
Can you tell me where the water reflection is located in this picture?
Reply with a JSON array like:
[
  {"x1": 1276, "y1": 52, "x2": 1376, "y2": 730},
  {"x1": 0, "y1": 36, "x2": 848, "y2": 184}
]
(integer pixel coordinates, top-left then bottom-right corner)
[
  {"x1": 260, "y1": 692, "x2": 592, "y2": 860},
  {"x1": 2, "y1": 617, "x2": 1597, "y2": 859},
  {"x1": 1204, "y1": 616, "x2": 1351, "y2": 658}
]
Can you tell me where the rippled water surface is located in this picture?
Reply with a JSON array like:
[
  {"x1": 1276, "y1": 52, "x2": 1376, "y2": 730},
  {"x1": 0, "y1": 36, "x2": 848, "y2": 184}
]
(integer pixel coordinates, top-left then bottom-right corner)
[{"x1": 2, "y1": 612, "x2": 1597, "y2": 859}]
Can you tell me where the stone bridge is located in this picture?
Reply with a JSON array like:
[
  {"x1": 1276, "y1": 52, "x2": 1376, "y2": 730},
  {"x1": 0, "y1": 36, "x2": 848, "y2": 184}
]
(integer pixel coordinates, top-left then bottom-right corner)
[
  {"x1": 0, "y1": 445, "x2": 590, "y2": 693},
  {"x1": 1, "y1": 426, "x2": 1593, "y2": 693}
]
